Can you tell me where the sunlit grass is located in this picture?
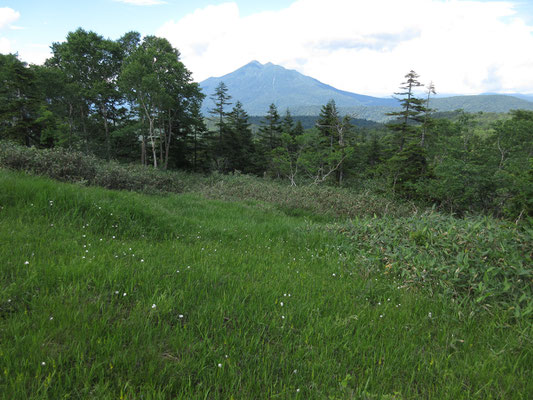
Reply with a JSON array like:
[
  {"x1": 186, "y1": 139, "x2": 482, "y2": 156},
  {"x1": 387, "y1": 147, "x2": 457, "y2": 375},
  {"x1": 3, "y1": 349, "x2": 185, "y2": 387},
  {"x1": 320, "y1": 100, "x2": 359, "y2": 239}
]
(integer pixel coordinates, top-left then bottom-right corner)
[{"x1": 0, "y1": 169, "x2": 531, "y2": 399}]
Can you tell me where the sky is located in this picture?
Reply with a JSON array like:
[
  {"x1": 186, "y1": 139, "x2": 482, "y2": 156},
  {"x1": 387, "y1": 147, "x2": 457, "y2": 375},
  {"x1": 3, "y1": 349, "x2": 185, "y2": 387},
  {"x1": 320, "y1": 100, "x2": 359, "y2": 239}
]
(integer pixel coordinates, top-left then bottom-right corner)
[{"x1": 1, "y1": 0, "x2": 533, "y2": 96}]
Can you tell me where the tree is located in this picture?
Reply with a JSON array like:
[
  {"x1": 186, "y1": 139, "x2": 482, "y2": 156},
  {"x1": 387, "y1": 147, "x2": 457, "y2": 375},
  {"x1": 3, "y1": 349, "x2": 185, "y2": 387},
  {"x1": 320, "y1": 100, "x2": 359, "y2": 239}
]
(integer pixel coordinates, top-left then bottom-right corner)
[
  {"x1": 386, "y1": 70, "x2": 427, "y2": 151},
  {"x1": 315, "y1": 100, "x2": 353, "y2": 184},
  {"x1": 0, "y1": 54, "x2": 41, "y2": 146},
  {"x1": 208, "y1": 82, "x2": 232, "y2": 169},
  {"x1": 421, "y1": 81, "x2": 436, "y2": 147},
  {"x1": 48, "y1": 28, "x2": 123, "y2": 158},
  {"x1": 224, "y1": 101, "x2": 256, "y2": 173},
  {"x1": 258, "y1": 103, "x2": 282, "y2": 152},
  {"x1": 119, "y1": 35, "x2": 203, "y2": 169}
]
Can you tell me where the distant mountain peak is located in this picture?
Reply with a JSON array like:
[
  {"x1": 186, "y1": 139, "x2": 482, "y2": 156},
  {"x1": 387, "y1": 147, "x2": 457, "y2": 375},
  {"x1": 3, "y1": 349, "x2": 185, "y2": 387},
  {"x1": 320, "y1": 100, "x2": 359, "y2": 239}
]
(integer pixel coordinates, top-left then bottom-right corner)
[
  {"x1": 199, "y1": 61, "x2": 533, "y2": 119},
  {"x1": 200, "y1": 61, "x2": 396, "y2": 116},
  {"x1": 245, "y1": 60, "x2": 262, "y2": 67}
]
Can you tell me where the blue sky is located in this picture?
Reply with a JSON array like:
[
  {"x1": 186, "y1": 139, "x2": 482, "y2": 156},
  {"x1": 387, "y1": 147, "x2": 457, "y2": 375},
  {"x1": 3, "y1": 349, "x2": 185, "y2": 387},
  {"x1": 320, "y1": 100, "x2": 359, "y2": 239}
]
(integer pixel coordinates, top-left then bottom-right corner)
[{"x1": 1, "y1": 0, "x2": 533, "y2": 95}]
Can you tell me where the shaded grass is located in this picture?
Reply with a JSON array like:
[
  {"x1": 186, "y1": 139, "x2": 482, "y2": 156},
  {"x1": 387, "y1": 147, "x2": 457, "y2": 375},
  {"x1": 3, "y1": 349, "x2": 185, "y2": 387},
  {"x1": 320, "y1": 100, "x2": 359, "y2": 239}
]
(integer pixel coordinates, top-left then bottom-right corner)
[{"x1": 0, "y1": 169, "x2": 531, "y2": 399}]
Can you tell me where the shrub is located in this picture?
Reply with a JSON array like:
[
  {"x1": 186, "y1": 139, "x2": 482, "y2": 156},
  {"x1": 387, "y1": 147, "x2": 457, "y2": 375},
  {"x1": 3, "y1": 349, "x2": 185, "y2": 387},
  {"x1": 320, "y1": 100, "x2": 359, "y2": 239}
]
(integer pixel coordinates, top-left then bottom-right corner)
[{"x1": 0, "y1": 141, "x2": 182, "y2": 194}]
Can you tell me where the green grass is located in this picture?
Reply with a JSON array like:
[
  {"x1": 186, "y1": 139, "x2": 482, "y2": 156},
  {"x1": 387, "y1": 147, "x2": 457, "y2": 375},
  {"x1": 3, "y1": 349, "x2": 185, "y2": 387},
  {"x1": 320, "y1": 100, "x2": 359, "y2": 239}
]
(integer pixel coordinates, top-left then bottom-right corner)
[{"x1": 0, "y1": 169, "x2": 531, "y2": 399}]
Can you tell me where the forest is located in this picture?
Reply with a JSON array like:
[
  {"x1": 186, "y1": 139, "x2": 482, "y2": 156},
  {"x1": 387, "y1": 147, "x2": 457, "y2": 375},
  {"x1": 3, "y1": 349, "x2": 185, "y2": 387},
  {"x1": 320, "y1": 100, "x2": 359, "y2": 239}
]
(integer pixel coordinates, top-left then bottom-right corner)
[{"x1": 1, "y1": 28, "x2": 532, "y2": 221}]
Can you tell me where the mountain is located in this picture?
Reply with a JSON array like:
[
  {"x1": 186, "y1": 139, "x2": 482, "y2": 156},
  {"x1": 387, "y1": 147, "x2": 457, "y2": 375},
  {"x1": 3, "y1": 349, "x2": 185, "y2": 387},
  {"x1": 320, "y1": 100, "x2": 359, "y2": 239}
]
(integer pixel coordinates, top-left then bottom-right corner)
[
  {"x1": 199, "y1": 61, "x2": 397, "y2": 116},
  {"x1": 199, "y1": 61, "x2": 533, "y2": 120},
  {"x1": 430, "y1": 95, "x2": 533, "y2": 113}
]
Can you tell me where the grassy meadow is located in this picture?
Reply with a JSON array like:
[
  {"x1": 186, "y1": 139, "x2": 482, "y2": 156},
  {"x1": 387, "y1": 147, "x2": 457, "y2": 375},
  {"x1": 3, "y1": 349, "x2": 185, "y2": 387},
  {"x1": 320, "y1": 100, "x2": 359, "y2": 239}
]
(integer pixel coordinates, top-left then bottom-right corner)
[{"x1": 0, "y1": 169, "x2": 531, "y2": 399}]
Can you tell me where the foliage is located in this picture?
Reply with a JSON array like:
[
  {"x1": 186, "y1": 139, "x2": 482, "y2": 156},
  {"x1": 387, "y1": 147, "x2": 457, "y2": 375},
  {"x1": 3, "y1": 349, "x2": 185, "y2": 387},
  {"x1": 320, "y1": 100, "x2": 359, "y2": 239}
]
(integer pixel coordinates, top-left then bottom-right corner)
[
  {"x1": 331, "y1": 213, "x2": 533, "y2": 317},
  {"x1": 0, "y1": 141, "x2": 181, "y2": 193}
]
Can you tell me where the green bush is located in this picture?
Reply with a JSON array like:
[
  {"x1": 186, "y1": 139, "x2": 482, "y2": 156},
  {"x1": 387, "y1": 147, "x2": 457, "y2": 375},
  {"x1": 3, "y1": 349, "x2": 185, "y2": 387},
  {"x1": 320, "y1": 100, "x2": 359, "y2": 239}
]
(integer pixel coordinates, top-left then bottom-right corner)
[
  {"x1": 331, "y1": 213, "x2": 533, "y2": 317},
  {"x1": 0, "y1": 141, "x2": 182, "y2": 194}
]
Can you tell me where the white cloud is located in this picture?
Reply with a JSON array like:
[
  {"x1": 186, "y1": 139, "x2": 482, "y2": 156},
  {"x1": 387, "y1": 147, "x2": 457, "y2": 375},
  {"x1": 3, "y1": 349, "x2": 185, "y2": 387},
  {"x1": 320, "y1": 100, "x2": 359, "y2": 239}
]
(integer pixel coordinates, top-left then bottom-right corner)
[
  {"x1": 0, "y1": 7, "x2": 20, "y2": 56},
  {"x1": 0, "y1": 7, "x2": 20, "y2": 30},
  {"x1": 18, "y1": 44, "x2": 52, "y2": 65},
  {"x1": 113, "y1": 0, "x2": 167, "y2": 5},
  {"x1": 0, "y1": 37, "x2": 11, "y2": 53},
  {"x1": 157, "y1": 0, "x2": 533, "y2": 96}
]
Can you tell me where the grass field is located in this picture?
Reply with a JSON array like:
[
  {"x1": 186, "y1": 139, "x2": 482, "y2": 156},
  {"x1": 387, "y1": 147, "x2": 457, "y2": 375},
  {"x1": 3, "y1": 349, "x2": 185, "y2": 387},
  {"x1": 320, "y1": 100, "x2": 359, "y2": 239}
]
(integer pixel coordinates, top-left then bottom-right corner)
[{"x1": 0, "y1": 169, "x2": 531, "y2": 399}]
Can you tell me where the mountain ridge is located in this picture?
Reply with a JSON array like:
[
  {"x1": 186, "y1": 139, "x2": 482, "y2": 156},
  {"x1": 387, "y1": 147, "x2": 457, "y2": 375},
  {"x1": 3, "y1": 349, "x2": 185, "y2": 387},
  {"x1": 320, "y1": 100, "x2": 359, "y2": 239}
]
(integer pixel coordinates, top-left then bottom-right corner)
[{"x1": 199, "y1": 61, "x2": 533, "y2": 120}]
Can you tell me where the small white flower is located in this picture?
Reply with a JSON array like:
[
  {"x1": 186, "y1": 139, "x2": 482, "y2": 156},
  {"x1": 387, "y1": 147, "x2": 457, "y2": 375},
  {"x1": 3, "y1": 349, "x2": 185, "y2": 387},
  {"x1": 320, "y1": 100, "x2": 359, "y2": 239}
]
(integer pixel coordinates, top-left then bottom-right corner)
[
  {"x1": 378, "y1": 302, "x2": 381, "y2": 305},
  {"x1": 284, "y1": 293, "x2": 287, "y2": 297},
  {"x1": 152, "y1": 304, "x2": 156, "y2": 309},
  {"x1": 41, "y1": 362, "x2": 46, "y2": 366},
  {"x1": 178, "y1": 314, "x2": 184, "y2": 318},
  {"x1": 332, "y1": 273, "x2": 336, "y2": 277},
  {"x1": 293, "y1": 369, "x2": 297, "y2": 374},
  {"x1": 141, "y1": 259, "x2": 144, "y2": 263},
  {"x1": 82, "y1": 234, "x2": 86, "y2": 238},
  {"x1": 281, "y1": 315, "x2": 285, "y2": 319},
  {"x1": 176, "y1": 270, "x2": 180, "y2": 273},
  {"x1": 112, "y1": 236, "x2": 115, "y2": 239},
  {"x1": 123, "y1": 293, "x2": 127, "y2": 297},
  {"x1": 225, "y1": 354, "x2": 228, "y2": 358},
  {"x1": 280, "y1": 302, "x2": 284, "y2": 307},
  {"x1": 24, "y1": 261, "x2": 29, "y2": 265},
  {"x1": 428, "y1": 312, "x2": 432, "y2": 318},
  {"x1": 288, "y1": 294, "x2": 291, "y2": 297},
  {"x1": 99, "y1": 238, "x2": 103, "y2": 241},
  {"x1": 380, "y1": 314, "x2": 383, "y2": 318},
  {"x1": 217, "y1": 363, "x2": 222, "y2": 368},
  {"x1": 82, "y1": 256, "x2": 86, "y2": 259},
  {"x1": 50, "y1": 224, "x2": 54, "y2": 227},
  {"x1": 115, "y1": 291, "x2": 119, "y2": 294},
  {"x1": 7, "y1": 299, "x2": 11, "y2": 303},
  {"x1": 297, "y1": 388, "x2": 300, "y2": 393},
  {"x1": 49, "y1": 316, "x2": 53, "y2": 320}
]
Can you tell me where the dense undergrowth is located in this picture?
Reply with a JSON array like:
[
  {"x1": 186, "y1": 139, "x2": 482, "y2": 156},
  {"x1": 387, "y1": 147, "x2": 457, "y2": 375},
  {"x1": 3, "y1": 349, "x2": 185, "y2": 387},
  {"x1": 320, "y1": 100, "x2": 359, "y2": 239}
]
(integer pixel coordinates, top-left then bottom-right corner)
[{"x1": 0, "y1": 140, "x2": 415, "y2": 219}]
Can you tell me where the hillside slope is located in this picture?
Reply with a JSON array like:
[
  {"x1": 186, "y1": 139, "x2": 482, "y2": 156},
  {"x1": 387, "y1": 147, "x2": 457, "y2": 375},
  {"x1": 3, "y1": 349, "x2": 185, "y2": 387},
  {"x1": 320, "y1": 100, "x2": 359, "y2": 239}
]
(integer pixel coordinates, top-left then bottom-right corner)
[{"x1": 1, "y1": 169, "x2": 531, "y2": 398}]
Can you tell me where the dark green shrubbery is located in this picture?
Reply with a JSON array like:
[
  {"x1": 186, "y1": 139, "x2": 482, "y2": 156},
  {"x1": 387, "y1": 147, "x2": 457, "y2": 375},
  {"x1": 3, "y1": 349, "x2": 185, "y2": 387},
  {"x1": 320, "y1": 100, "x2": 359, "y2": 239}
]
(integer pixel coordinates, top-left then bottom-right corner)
[
  {"x1": 332, "y1": 213, "x2": 533, "y2": 317},
  {"x1": 0, "y1": 141, "x2": 415, "y2": 219},
  {"x1": 0, "y1": 141, "x2": 182, "y2": 194}
]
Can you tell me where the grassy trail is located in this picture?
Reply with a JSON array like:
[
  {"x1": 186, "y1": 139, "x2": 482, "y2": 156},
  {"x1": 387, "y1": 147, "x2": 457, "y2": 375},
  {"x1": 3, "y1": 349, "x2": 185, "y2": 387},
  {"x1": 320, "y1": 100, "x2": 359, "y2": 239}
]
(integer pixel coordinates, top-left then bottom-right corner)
[{"x1": 0, "y1": 170, "x2": 531, "y2": 399}]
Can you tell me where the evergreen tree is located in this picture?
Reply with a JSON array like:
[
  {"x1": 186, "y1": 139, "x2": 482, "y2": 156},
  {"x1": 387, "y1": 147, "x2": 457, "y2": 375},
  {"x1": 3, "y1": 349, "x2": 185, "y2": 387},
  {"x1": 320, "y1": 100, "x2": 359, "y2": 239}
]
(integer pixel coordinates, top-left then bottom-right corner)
[
  {"x1": 225, "y1": 101, "x2": 256, "y2": 173},
  {"x1": 315, "y1": 100, "x2": 353, "y2": 184},
  {"x1": 386, "y1": 70, "x2": 427, "y2": 151},
  {"x1": 208, "y1": 82, "x2": 232, "y2": 170},
  {"x1": 258, "y1": 103, "x2": 282, "y2": 151}
]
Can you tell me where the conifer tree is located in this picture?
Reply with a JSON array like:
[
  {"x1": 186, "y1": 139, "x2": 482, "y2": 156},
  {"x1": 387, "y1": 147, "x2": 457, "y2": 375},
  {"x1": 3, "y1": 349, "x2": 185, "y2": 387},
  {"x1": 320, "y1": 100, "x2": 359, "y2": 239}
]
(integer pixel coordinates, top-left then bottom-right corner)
[
  {"x1": 386, "y1": 70, "x2": 427, "y2": 151},
  {"x1": 225, "y1": 101, "x2": 256, "y2": 173},
  {"x1": 208, "y1": 82, "x2": 232, "y2": 169}
]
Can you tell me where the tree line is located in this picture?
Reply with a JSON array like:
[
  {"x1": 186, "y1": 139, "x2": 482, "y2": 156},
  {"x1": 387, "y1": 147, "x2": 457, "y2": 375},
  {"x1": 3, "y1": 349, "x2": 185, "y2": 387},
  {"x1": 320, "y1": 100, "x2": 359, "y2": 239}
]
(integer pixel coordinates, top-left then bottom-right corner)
[{"x1": 0, "y1": 29, "x2": 531, "y2": 219}]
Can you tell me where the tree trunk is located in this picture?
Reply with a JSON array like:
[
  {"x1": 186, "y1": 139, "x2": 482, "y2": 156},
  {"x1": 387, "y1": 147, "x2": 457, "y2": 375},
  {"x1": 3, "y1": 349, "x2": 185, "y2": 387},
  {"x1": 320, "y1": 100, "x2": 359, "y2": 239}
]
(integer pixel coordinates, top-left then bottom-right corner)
[{"x1": 102, "y1": 104, "x2": 111, "y2": 161}]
